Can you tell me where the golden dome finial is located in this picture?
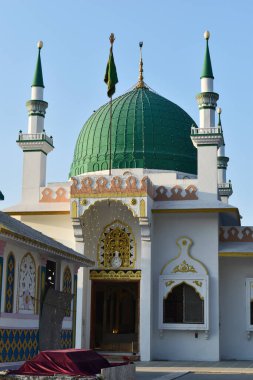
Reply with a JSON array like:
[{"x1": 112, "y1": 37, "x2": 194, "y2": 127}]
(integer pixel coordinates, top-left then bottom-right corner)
[{"x1": 136, "y1": 41, "x2": 145, "y2": 88}]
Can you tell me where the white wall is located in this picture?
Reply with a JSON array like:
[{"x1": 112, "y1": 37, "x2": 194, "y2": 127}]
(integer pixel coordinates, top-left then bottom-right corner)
[
  {"x1": 197, "y1": 145, "x2": 218, "y2": 195},
  {"x1": 19, "y1": 214, "x2": 75, "y2": 249},
  {"x1": 151, "y1": 212, "x2": 220, "y2": 361},
  {"x1": 220, "y1": 257, "x2": 253, "y2": 360}
]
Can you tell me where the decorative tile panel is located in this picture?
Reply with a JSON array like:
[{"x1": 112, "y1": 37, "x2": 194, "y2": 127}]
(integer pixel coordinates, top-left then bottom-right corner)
[
  {"x1": 0, "y1": 329, "x2": 73, "y2": 362},
  {"x1": 63, "y1": 267, "x2": 72, "y2": 317},
  {"x1": 18, "y1": 253, "x2": 36, "y2": 313},
  {"x1": 60, "y1": 329, "x2": 73, "y2": 349},
  {"x1": 5, "y1": 254, "x2": 15, "y2": 313},
  {"x1": 0, "y1": 329, "x2": 39, "y2": 363}
]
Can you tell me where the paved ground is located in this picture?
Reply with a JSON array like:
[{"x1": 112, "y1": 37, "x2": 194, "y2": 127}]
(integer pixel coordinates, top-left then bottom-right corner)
[
  {"x1": 3, "y1": 360, "x2": 253, "y2": 379},
  {"x1": 181, "y1": 375, "x2": 253, "y2": 380},
  {"x1": 136, "y1": 372, "x2": 253, "y2": 380},
  {"x1": 135, "y1": 361, "x2": 253, "y2": 380}
]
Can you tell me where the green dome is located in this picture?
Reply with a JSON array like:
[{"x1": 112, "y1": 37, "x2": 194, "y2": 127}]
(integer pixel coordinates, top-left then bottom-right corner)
[{"x1": 69, "y1": 87, "x2": 197, "y2": 177}]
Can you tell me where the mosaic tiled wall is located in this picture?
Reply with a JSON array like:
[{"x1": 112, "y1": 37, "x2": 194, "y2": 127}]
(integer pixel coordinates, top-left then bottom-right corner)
[
  {"x1": 0, "y1": 329, "x2": 73, "y2": 363},
  {"x1": 60, "y1": 329, "x2": 73, "y2": 349},
  {"x1": 0, "y1": 329, "x2": 39, "y2": 363}
]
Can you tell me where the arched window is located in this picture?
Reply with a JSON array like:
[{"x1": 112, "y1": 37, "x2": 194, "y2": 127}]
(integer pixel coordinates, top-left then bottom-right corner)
[
  {"x1": 159, "y1": 237, "x2": 209, "y2": 331},
  {"x1": 18, "y1": 253, "x2": 36, "y2": 313},
  {"x1": 63, "y1": 266, "x2": 72, "y2": 317},
  {"x1": 163, "y1": 283, "x2": 204, "y2": 324},
  {"x1": 5, "y1": 253, "x2": 15, "y2": 313}
]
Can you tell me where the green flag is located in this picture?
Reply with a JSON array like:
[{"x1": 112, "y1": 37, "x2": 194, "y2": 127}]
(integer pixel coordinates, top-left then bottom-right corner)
[{"x1": 104, "y1": 46, "x2": 118, "y2": 98}]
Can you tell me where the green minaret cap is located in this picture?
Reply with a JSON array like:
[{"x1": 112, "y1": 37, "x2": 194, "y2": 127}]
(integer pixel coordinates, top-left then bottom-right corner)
[
  {"x1": 200, "y1": 31, "x2": 214, "y2": 79},
  {"x1": 32, "y1": 41, "x2": 44, "y2": 88}
]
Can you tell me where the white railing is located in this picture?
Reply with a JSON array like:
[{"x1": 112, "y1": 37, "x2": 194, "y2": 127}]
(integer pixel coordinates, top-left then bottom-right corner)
[
  {"x1": 191, "y1": 127, "x2": 222, "y2": 135},
  {"x1": 218, "y1": 182, "x2": 232, "y2": 189},
  {"x1": 18, "y1": 133, "x2": 53, "y2": 145}
]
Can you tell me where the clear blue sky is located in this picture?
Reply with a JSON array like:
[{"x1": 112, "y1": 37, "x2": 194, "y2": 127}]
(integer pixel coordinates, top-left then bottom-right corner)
[{"x1": 1, "y1": 0, "x2": 253, "y2": 224}]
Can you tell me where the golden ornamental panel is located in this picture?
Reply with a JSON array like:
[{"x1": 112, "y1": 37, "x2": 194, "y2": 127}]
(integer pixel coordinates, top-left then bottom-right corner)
[
  {"x1": 97, "y1": 220, "x2": 136, "y2": 269},
  {"x1": 90, "y1": 269, "x2": 141, "y2": 281}
]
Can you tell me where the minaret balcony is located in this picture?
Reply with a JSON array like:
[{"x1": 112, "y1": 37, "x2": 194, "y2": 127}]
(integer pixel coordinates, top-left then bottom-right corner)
[
  {"x1": 191, "y1": 126, "x2": 224, "y2": 147},
  {"x1": 17, "y1": 132, "x2": 54, "y2": 154},
  {"x1": 218, "y1": 182, "x2": 233, "y2": 198},
  {"x1": 196, "y1": 92, "x2": 219, "y2": 109},
  {"x1": 26, "y1": 99, "x2": 48, "y2": 117}
]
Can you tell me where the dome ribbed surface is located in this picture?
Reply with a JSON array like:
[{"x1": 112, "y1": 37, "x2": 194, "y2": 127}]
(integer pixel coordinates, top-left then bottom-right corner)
[{"x1": 69, "y1": 87, "x2": 197, "y2": 177}]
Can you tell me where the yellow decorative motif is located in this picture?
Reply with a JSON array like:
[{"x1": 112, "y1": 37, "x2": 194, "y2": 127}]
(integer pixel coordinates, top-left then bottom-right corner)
[
  {"x1": 105, "y1": 228, "x2": 129, "y2": 267},
  {"x1": 90, "y1": 270, "x2": 141, "y2": 280},
  {"x1": 36, "y1": 267, "x2": 40, "y2": 314},
  {"x1": 172, "y1": 260, "x2": 197, "y2": 273},
  {"x1": 130, "y1": 198, "x2": 137, "y2": 205},
  {"x1": 193, "y1": 280, "x2": 202, "y2": 287},
  {"x1": 98, "y1": 220, "x2": 136, "y2": 269},
  {"x1": 41, "y1": 271, "x2": 45, "y2": 294},
  {"x1": 80, "y1": 198, "x2": 88, "y2": 206},
  {"x1": 71, "y1": 201, "x2": 77, "y2": 218},
  {"x1": 165, "y1": 280, "x2": 175, "y2": 287},
  {"x1": 140, "y1": 199, "x2": 146, "y2": 217}
]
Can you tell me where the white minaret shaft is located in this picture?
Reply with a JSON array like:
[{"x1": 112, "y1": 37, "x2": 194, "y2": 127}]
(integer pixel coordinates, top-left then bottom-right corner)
[
  {"x1": 216, "y1": 107, "x2": 233, "y2": 203},
  {"x1": 191, "y1": 31, "x2": 223, "y2": 197},
  {"x1": 218, "y1": 145, "x2": 227, "y2": 183},
  {"x1": 17, "y1": 41, "x2": 54, "y2": 203}
]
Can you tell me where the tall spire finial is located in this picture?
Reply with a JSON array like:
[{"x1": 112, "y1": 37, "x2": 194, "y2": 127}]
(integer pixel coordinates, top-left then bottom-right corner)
[
  {"x1": 109, "y1": 33, "x2": 115, "y2": 46},
  {"x1": 32, "y1": 40, "x2": 44, "y2": 88},
  {"x1": 201, "y1": 30, "x2": 214, "y2": 79},
  {"x1": 136, "y1": 41, "x2": 145, "y2": 88}
]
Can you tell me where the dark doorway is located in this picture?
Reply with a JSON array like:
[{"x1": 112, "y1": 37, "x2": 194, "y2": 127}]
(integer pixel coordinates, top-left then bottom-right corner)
[{"x1": 90, "y1": 281, "x2": 139, "y2": 353}]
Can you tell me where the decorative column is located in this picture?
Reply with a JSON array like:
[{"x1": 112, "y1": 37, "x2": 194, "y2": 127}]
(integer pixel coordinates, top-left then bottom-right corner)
[
  {"x1": 72, "y1": 217, "x2": 86, "y2": 348},
  {"x1": 191, "y1": 31, "x2": 223, "y2": 196},
  {"x1": 72, "y1": 267, "x2": 78, "y2": 347},
  {"x1": 17, "y1": 41, "x2": 54, "y2": 204},
  {"x1": 0, "y1": 240, "x2": 6, "y2": 312},
  {"x1": 139, "y1": 217, "x2": 152, "y2": 361},
  {"x1": 39, "y1": 257, "x2": 47, "y2": 314}
]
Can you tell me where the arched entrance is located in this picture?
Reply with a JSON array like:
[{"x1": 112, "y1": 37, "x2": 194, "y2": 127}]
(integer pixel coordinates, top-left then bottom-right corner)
[
  {"x1": 80, "y1": 200, "x2": 141, "y2": 353},
  {"x1": 90, "y1": 281, "x2": 139, "y2": 352}
]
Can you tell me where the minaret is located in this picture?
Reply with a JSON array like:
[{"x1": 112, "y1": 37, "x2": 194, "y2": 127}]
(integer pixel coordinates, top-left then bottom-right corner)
[
  {"x1": 191, "y1": 31, "x2": 223, "y2": 196},
  {"x1": 17, "y1": 41, "x2": 54, "y2": 203},
  {"x1": 217, "y1": 107, "x2": 233, "y2": 203}
]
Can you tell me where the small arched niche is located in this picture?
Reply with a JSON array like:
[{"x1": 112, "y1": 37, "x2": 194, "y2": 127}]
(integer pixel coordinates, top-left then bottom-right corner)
[{"x1": 159, "y1": 237, "x2": 209, "y2": 331}]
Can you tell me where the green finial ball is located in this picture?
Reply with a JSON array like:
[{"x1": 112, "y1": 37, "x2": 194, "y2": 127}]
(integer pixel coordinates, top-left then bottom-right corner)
[
  {"x1": 37, "y1": 40, "x2": 43, "y2": 49},
  {"x1": 204, "y1": 31, "x2": 210, "y2": 40}
]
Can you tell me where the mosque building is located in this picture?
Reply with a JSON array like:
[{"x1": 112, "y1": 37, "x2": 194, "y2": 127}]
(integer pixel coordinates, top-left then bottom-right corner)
[{"x1": 4, "y1": 31, "x2": 253, "y2": 361}]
